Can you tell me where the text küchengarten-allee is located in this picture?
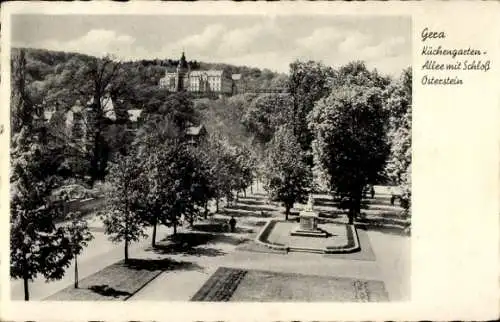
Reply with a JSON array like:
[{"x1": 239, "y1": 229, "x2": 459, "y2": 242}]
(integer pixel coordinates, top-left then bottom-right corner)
[{"x1": 421, "y1": 45, "x2": 483, "y2": 59}]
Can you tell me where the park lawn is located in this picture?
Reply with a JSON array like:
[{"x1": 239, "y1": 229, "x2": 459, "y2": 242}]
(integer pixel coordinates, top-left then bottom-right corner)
[
  {"x1": 192, "y1": 267, "x2": 389, "y2": 302},
  {"x1": 231, "y1": 270, "x2": 385, "y2": 301},
  {"x1": 45, "y1": 259, "x2": 171, "y2": 301}
]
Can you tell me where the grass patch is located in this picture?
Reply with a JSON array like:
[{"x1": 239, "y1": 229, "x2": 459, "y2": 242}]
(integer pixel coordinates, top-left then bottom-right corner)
[
  {"x1": 45, "y1": 258, "x2": 189, "y2": 301},
  {"x1": 324, "y1": 228, "x2": 376, "y2": 261},
  {"x1": 192, "y1": 267, "x2": 389, "y2": 302}
]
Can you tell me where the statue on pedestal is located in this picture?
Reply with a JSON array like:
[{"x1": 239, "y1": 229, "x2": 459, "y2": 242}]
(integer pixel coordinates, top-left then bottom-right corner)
[{"x1": 291, "y1": 193, "x2": 327, "y2": 237}]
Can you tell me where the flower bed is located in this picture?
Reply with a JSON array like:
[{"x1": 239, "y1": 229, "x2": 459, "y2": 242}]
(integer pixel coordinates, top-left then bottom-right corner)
[{"x1": 191, "y1": 267, "x2": 248, "y2": 301}]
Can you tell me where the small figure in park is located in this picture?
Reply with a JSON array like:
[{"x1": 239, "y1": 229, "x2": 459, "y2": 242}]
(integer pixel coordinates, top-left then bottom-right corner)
[
  {"x1": 370, "y1": 186, "x2": 375, "y2": 199},
  {"x1": 229, "y1": 216, "x2": 236, "y2": 232},
  {"x1": 390, "y1": 195, "x2": 395, "y2": 206}
]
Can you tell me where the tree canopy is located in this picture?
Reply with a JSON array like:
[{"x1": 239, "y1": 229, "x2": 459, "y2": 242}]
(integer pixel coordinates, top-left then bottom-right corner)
[
  {"x1": 309, "y1": 85, "x2": 390, "y2": 224},
  {"x1": 264, "y1": 126, "x2": 312, "y2": 220}
]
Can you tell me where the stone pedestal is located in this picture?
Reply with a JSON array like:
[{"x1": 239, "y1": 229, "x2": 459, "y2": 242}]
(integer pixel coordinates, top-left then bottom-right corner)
[{"x1": 291, "y1": 210, "x2": 328, "y2": 238}]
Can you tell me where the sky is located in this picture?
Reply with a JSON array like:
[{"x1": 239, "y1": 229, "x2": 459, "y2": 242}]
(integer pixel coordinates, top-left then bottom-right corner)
[{"x1": 12, "y1": 15, "x2": 411, "y2": 76}]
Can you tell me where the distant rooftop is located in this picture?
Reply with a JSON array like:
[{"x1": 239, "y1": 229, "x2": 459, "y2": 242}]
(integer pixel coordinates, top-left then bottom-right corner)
[
  {"x1": 127, "y1": 109, "x2": 143, "y2": 122},
  {"x1": 186, "y1": 125, "x2": 204, "y2": 136}
]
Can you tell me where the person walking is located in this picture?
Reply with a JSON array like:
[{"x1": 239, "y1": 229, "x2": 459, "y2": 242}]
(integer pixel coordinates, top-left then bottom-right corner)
[{"x1": 229, "y1": 216, "x2": 236, "y2": 233}]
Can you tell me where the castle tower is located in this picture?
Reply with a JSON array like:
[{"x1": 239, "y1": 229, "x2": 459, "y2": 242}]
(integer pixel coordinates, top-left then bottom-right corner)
[{"x1": 175, "y1": 51, "x2": 189, "y2": 91}]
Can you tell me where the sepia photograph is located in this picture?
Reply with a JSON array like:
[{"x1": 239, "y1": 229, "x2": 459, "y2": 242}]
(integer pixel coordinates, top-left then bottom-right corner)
[{"x1": 8, "y1": 13, "x2": 412, "y2": 303}]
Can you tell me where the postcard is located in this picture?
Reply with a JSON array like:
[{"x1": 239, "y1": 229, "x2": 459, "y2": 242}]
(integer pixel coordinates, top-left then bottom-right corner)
[{"x1": 1, "y1": 1, "x2": 498, "y2": 321}]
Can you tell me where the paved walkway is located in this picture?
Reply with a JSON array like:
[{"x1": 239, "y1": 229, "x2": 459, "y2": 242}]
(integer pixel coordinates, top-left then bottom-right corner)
[
  {"x1": 10, "y1": 217, "x2": 174, "y2": 301},
  {"x1": 129, "y1": 230, "x2": 409, "y2": 301},
  {"x1": 12, "y1": 183, "x2": 409, "y2": 302},
  {"x1": 130, "y1": 185, "x2": 410, "y2": 301}
]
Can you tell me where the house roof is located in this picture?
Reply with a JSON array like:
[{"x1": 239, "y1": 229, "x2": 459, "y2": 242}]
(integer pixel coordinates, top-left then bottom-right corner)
[
  {"x1": 231, "y1": 74, "x2": 242, "y2": 80},
  {"x1": 186, "y1": 125, "x2": 206, "y2": 136},
  {"x1": 127, "y1": 109, "x2": 143, "y2": 122},
  {"x1": 44, "y1": 111, "x2": 55, "y2": 121}
]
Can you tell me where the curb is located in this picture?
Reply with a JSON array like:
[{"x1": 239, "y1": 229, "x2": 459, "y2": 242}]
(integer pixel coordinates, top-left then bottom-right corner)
[
  {"x1": 255, "y1": 219, "x2": 289, "y2": 253},
  {"x1": 256, "y1": 220, "x2": 361, "y2": 254}
]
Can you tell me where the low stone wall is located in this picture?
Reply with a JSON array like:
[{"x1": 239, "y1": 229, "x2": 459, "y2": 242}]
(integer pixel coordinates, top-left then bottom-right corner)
[{"x1": 57, "y1": 197, "x2": 106, "y2": 221}]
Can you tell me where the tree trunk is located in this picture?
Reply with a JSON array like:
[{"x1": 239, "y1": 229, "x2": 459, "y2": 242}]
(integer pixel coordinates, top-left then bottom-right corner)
[
  {"x1": 151, "y1": 216, "x2": 157, "y2": 248},
  {"x1": 216, "y1": 197, "x2": 219, "y2": 213},
  {"x1": 250, "y1": 184, "x2": 253, "y2": 194},
  {"x1": 173, "y1": 220, "x2": 177, "y2": 235},
  {"x1": 23, "y1": 275, "x2": 29, "y2": 301},
  {"x1": 285, "y1": 206, "x2": 290, "y2": 221},
  {"x1": 204, "y1": 201, "x2": 208, "y2": 219},
  {"x1": 74, "y1": 255, "x2": 79, "y2": 288},
  {"x1": 124, "y1": 239, "x2": 129, "y2": 263},
  {"x1": 244, "y1": 189, "x2": 247, "y2": 198}
]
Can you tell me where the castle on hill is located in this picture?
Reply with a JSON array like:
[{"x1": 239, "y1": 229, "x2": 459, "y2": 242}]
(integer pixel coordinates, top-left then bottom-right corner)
[{"x1": 159, "y1": 52, "x2": 240, "y2": 96}]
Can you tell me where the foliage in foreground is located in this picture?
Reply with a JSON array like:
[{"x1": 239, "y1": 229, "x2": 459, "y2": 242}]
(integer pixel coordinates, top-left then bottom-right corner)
[
  {"x1": 309, "y1": 85, "x2": 390, "y2": 224},
  {"x1": 264, "y1": 127, "x2": 312, "y2": 220},
  {"x1": 102, "y1": 154, "x2": 148, "y2": 263}
]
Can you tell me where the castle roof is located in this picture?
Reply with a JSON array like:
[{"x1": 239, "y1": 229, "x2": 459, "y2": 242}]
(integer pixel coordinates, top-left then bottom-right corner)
[{"x1": 178, "y1": 51, "x2": 188, "y2": 69}]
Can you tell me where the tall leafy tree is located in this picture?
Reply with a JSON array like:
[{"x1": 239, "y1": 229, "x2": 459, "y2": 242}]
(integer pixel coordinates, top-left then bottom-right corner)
[
  {"x1": 103, "y1": 154, "x2": 147, "y2": 263},
  {"x1": 203, "y1": 133, "x2": 234, "y2": 212},
  {"x1": 10, "y1": 50, "x2": 74, "y2": 301},
  {"x1": 265, "y1": 127, "x2": 312, "y2": 220},
  {"x1": 309, "y1": 85, "x2": 390, "y2": 224},
  {"x1": 138, "y1": 136, "x2": 196, "y2": 245},
  {"x1": 241, "y1": 93, "x2": 293, "y2": 144},
  {"x1": 82, "y1": 56, "x2": 121, "y2": 185},
  {"x1": 335, "y1": 61, "x2": 391, "y2": 89},
  {"x1": 288, "y1": 60, "x2": 334, "y2": 153},
  {"x1": 65, "y1": 212, "x2": 94, "y2": 288},
  {"x1": 385, "y1": 67, "x2": 412, "y2": 213}
]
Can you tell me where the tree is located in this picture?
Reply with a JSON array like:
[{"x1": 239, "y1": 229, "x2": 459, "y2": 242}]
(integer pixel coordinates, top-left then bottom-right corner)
[
  {"x1": 188, "y1": 144, "x2": 217, "y2": 220},
  {"x1": 133, "y1": 96, "x2": 205, "y2": 243},
  {"x1": 202, "y1": 133, "x2": 234, "y2": 212},
  {"x1": 288, "y1": 60, "x2": 334, "y2": 153},
  {"x1": 264, "y1": 127, "x2": 312, "y2": 220},
  {"x1": 138, "y1": 136, "x2": 197, "y2": 245},
  {"x1": 385, "y1": 67, "x2": 412, "y2": 213},
  {"x1": 241, "y1": 93, "x2": 293, "y2": 144},
  {"x1": 103, "y1": 154, "x2": 147, "y2": 263},
  {"x1": 10, "y1": 130, "x2": 74, "y2": 301},
  {"x1": 65, "y1": 212, "x2": 94, "y2": 288},
  {"x1": 10, "y1": 49, "x2": 74, "y2": 301},
  {"x1": 309, "y1": 85, "x2": 390, "y2": 224},
  {"x1": 82, "y1": 56, "x2": 121, "y2": 185},
  {"x1": 335, "y1": 61, "x2": 391, "y2": 89}
]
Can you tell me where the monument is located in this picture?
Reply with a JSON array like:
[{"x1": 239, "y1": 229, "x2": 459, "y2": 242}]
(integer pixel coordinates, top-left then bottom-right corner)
[{"x1": 290, "y1": 194, "x2": 328, "y2": 238}]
